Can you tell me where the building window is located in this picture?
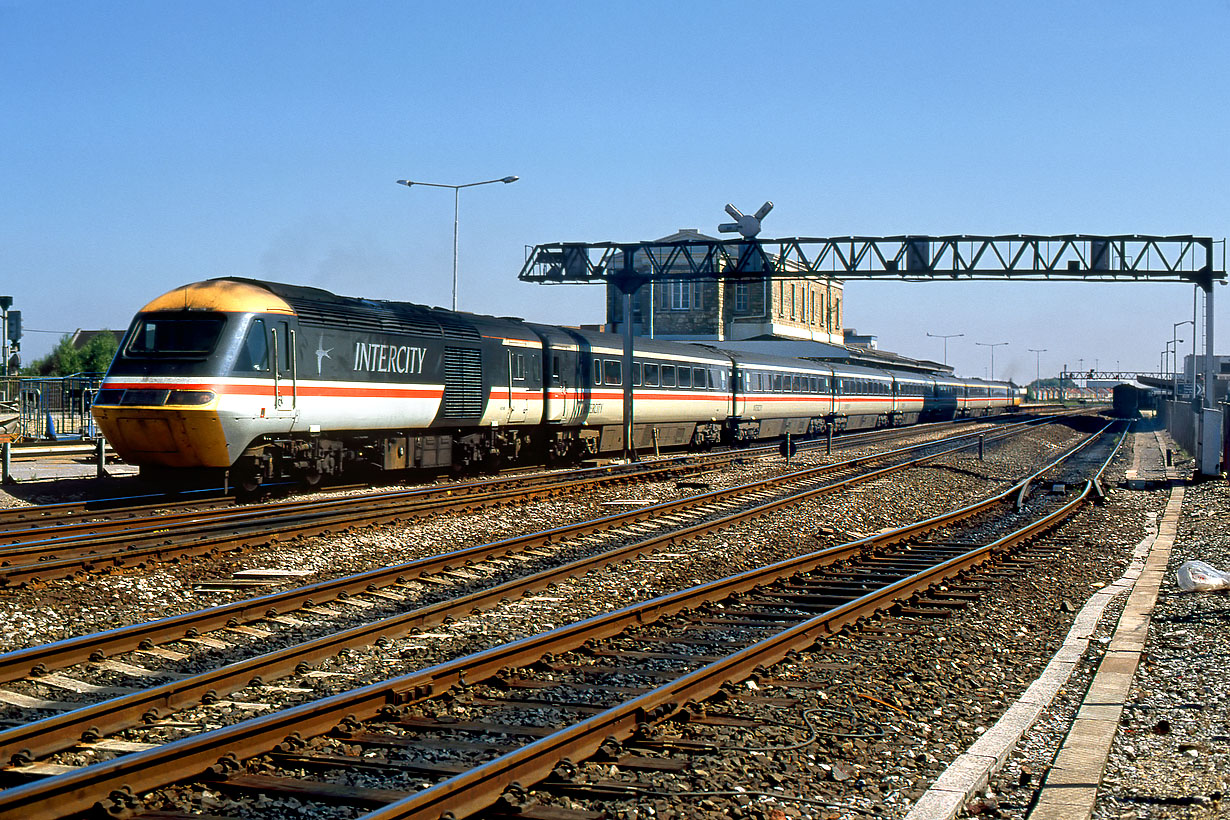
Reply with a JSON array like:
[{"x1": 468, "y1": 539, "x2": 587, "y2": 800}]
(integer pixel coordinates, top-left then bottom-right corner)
[
  {"x1": 790, "y1": 284, "x2": 796, "y2": 320},
  {"x1": 734, "y1": 282, "x2": 749, "y2": 313},
  {"x1": 667, "y1": 281, "x2": 688, "y2": 310},
  {"x1": 667, "y1": 280, "x2": 704, "y2": 311}
]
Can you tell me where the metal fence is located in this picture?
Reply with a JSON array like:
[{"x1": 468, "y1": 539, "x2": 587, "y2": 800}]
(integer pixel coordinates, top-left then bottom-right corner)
[{"x1": 11, "y1": 373, "x2": 105, "y2": 440}]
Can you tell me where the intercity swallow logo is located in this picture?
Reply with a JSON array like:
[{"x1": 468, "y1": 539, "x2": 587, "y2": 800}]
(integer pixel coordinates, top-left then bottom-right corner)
[{"x1": 315, "y1": 336, "x2": 332, "y2": 375}]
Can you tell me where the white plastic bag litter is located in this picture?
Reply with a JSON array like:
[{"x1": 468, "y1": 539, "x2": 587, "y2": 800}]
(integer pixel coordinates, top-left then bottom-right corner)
[{"x1": 1176, "y1": 560, "x2": 1230, "y2": 593}]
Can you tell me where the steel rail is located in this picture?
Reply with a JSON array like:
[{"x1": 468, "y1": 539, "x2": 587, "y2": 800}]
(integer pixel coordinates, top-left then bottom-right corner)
[
  {"x1": 0, "y1": 494, "x2": 234, "y2": 528},
  {"x1": 0, "y1": 458, "x2": 696, "y2": 550},
  {"x1": 0, "y1": 412, "x2": 1045, "y2": 536},
  {"x1": 0, "y1": 421, "x2": 1119, "y2": 819},
  {"x1": 0, "y1": 455, "x2": 726, "y2": 586},
  {"x1": 0, "y1": 415, "x2": 1052, "y2": 686},
  {"x1": 0, "y1": 413, "x2": 1013, "y2": 543},
  {"x1": 0, "y1": 414, "x2": 1051, "y2": 566}
]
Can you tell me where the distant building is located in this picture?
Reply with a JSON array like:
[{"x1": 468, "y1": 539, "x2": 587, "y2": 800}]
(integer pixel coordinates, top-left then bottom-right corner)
[
  {"x1": 1177, "y1": 353, "x2": 1230, "y2": 402},
  {"x1": 71, "y1": 329, "x2": 124, "y2": 350},
  {"x1": 605, "y1": 229, "x2": 844, "y2": 343},
  {"x1": 843, "y1": 328, "x2": 877, "y2": 349}
]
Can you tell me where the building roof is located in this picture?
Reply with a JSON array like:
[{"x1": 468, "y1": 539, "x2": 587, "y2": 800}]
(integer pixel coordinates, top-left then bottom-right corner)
[
  {"x1": 709, "y1": 338, "x2": 954, "y2": 376},
  {"x1": 70, "y1": 329, "x2": 124, "y2": 349},
  {"x1": 654, "y1": 228, "x2": 722, "y2": 243}
]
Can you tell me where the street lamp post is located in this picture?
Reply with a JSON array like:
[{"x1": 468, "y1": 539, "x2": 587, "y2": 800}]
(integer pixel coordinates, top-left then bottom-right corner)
[
  {"x1": 1166, "y1": 336, "x2": 1185, "y2": 393},
  {"x1": 1163, "y1": 340, "x2": 1180, "y2": 389},
  {"x1": 975, "y1": 341, "x2": 1008, "y2": 380},
  {"x1": 395, "y1": 175, "x2": 519, "y2": 311},
  {"x1": 1173, "y1": 319, "x2": 1193, "y2": 398},
  {"x1": 925, "y1": 332, "x2": 963, "y2": 366},
  {"x1": 1027, "y1": 347, "x2": 1047, "y2": 387}
]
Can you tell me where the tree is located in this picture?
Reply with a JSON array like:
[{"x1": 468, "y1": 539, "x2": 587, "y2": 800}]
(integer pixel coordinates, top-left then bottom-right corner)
[
  {"x1": 79, "y1": 332, "x2": 119, "y2": 373},
  {"x1": 21, "y1": 331, "x2": 119, "y2": 377}
]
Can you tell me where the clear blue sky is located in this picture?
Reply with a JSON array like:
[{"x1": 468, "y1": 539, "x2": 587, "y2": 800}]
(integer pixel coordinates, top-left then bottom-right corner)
[{"x1": 3, "y1": 0, "x2": 1227, "y2": 383}]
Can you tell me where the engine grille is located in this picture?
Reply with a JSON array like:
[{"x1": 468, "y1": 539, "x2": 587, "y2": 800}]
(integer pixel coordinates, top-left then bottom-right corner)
[{"x1": 441, "y1": 347, "x2": 484, "y2": 418}]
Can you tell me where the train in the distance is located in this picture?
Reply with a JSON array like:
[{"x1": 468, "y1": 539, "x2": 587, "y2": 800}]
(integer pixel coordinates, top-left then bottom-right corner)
[{"x1": 91, "y1": 277, "x2": 1023, "y2": 489}]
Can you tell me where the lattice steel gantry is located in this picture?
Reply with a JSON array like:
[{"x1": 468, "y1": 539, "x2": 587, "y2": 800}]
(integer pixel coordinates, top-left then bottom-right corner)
[{"x1": 519, "y1": 232, "x2": 1225, "y2": 472}]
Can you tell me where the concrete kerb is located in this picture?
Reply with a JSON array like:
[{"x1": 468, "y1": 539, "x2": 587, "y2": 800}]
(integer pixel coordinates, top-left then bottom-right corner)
[{"x1": 904, "y1": 459, "x2": 1181, "y2": 820}]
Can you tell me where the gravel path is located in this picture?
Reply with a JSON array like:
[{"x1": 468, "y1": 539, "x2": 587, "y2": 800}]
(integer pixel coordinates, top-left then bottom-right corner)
[{"x1": 1090, "y1": 476, "x2": 1230, "y2": 820}]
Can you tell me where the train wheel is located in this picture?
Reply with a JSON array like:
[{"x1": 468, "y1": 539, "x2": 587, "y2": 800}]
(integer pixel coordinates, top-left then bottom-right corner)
[
  {"x1": 236, "y1": 473, "x2": 262, "y2": 496},
  {"x1": 230, "y1": 463, "x2": 263, "y2": 496}
]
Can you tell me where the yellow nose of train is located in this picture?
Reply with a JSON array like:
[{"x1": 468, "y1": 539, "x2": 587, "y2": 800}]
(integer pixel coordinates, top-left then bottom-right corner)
[
  {"x1": 91, "y1": 391, "x2": 230, "y2": 467},
  {"x1": 91, "y1": 279, "x2": 296, "y2": 469}
]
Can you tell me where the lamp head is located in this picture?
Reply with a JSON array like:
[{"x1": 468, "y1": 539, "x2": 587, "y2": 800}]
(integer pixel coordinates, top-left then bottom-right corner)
[
  {"x1": 396, "y1": 179, "x2": 414, "y2": 187},
  {"x1": 501, "y1": 176, "x2": 519, "y2": 184}
]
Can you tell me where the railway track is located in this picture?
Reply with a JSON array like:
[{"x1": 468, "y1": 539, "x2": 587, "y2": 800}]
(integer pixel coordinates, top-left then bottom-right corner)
[
  {"x1": 0, "y1": 417, "x2": 1051, "y2": 588},
  {"x1": 0, "y1": 415, "x2": 1064, "y2": 690},
  {"x1": 0, "y1": 413, "x2": 1043, "y2": 531},
  {"x1": 0, "y1": 417, "x2": 1067, "y2": 698},
  {"x1": 0, "y1": 416, "x2": 1120, "y2": 819}
]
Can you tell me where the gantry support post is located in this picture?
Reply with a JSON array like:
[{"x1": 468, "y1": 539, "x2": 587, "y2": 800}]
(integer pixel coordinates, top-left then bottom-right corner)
[
  {"x1": 616, "y1": 249, "x2": 642, "y2": 462},
  {"x1": 1199, "y1": 273, "x2": 1221, "y2": 477}
]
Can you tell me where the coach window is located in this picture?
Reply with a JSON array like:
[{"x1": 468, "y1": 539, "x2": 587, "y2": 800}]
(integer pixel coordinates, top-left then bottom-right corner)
[
  {"x1": 677, "y1": 367, "x2": 691, "y2": 388},
  {"x1": 235, "y1": 318, "x2": 270, "y2": 372},
  {"x1": 643, "y1": 363, "x2": 659, "y2": 387},
  {"x1": 692, "y1": 367, "x2": 705, "y2": 388},
  {"x1": 603, "y1": 359, "x2": 621, "y2": 386},
  {"x1": 632, "y1": 362, "x2": 642, "y2": 387},
  {"x1": 592, "y1": 357, "x2": 603, "y2": 385},
  {"x1": 661, "y1": 365, "x2": 676, "y2": 387},
  {"x1": 550, "y1": 355, "x2": 561, "y2": 384}
]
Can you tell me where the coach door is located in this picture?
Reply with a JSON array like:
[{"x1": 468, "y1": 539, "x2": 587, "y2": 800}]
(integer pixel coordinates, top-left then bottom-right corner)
[
  {"x1": 505, "y1": 349, "x2": 530, "y2": 423},
  {"x1": 549, "y1": 348, "x2": 584, "y2": 423},
  {"x1": 270, "y1": 321, "x2": 298, "y2": 416}
]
